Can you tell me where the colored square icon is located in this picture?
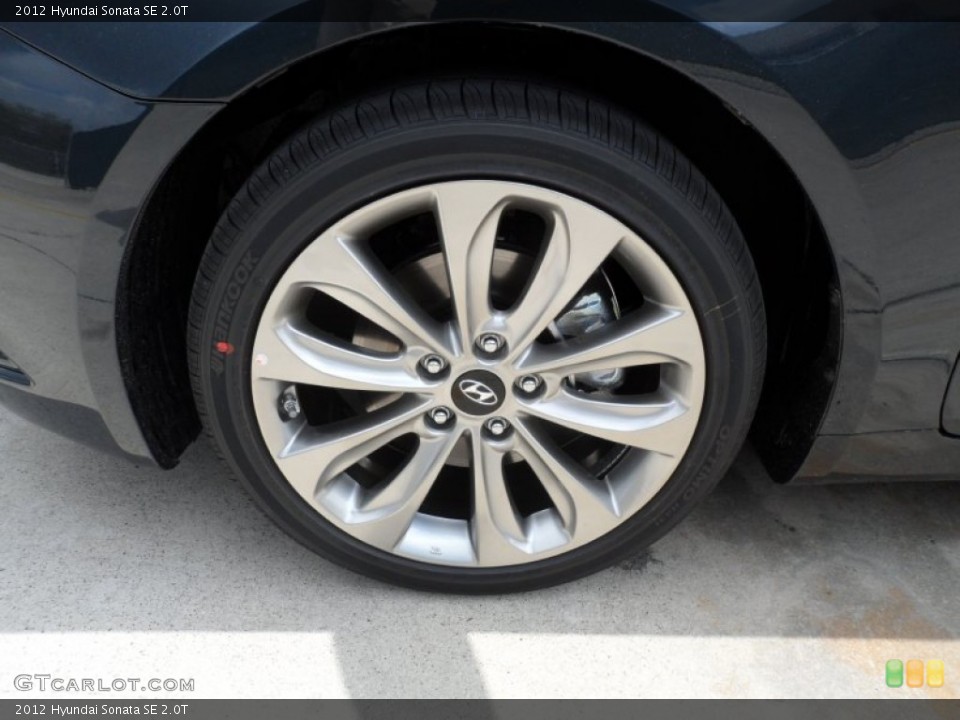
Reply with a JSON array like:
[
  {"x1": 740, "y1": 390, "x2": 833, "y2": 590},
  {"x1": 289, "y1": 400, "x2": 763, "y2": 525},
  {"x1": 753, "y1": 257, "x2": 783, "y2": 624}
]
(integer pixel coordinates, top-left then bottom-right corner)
[
  {"x1": 886, "y1": 659, "x2": 904, "y2": 687},
  {"x1": 927, "y1": 660, "x2": 944, "y2": 688},
  {"x1": 906, "y1": 659, "x2": 924, "y2": 687}
]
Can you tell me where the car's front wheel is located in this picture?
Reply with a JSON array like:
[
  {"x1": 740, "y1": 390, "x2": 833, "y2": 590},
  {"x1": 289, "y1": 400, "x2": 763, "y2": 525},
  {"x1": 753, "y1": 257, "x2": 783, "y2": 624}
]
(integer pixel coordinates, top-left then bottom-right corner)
[{"x1": 188, "y1": 78, "x2": 765, "y2": 592}]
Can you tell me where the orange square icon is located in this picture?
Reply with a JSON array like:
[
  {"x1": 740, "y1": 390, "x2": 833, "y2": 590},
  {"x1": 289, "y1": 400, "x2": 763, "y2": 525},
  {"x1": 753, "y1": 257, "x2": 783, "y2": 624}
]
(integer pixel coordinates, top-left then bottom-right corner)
[
  {"x1": 927, "y1": 660, "x2": 944, "y2": 688},
  {"x1": 906, "y1": 659, "x2": 924, "y2": 687}
]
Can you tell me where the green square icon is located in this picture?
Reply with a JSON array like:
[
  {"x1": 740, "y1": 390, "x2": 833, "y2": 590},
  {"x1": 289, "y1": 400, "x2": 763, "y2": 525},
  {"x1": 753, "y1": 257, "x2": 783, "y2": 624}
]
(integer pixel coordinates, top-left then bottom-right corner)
[{"x1": 886, "y1": 659, "x2": 904, "y2": 687}]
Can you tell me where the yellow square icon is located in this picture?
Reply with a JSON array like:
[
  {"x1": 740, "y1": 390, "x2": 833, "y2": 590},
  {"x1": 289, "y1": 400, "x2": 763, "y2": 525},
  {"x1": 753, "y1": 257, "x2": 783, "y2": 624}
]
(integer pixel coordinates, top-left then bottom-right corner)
[
  {"x1": 927, "y1": 660, "x2": 944, "y2": 688},
  {"x1": 906, "y1": 659, "x2": 924, "y2": 687}
]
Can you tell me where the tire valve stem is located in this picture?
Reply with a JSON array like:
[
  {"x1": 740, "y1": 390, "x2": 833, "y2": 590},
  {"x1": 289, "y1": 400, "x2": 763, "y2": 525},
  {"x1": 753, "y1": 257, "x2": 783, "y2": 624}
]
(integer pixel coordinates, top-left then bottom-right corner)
[{"x1": 279, "y1": 386, "x2": 301, "y2": 422}]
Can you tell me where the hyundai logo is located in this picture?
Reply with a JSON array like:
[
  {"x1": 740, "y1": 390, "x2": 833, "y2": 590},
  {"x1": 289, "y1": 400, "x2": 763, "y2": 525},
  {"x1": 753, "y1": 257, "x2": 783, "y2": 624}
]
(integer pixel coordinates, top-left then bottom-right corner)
[{"x1": 458, "y1": 379, "x2": 499, "y2": 406}]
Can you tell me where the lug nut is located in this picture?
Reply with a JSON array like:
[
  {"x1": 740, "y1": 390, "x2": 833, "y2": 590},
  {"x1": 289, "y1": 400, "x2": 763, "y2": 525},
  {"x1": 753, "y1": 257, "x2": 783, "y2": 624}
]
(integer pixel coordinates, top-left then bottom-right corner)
[
  {"x1": 517, "y1": 375, "x2": 541, "y2": 394},
  {"x1": 485, "y1": 417, "x2": 510, "y2": 437},
  {"x1": 429, "y1": 406, "x2": 454, "y2": 426},
  {"x1": 279, "y1": 387, "x2": 301, "y2": 421},
  {"x1": 477, "y1": 333, "x2": 505, "y2": 355},
  {"x1": 421, "y1": 354, "x2": 446, "y2": 375}
]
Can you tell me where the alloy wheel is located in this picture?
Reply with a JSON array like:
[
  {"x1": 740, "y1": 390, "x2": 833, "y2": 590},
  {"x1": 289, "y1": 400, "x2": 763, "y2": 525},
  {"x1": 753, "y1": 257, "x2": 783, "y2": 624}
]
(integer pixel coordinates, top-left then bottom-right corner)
[{"x1": 249, "y1": 180, "x2": 706, "y2": 567}]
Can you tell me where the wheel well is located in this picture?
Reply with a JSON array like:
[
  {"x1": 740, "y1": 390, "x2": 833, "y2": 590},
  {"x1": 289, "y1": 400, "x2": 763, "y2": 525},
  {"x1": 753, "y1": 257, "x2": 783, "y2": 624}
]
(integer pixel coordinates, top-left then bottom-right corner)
[{"x1": 119, "y1": 22, "x2": 841, "y2": 477}]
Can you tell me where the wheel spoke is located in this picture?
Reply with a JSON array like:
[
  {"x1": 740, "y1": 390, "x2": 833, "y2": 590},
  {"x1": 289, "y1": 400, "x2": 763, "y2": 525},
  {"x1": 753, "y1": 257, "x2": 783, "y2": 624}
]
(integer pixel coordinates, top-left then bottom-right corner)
[
  {"x1": 345, "y1": 430, "x2": 462, "y2": 549},
  {"x1": 275, "y1": 396, "x2": 431, "y2": 498},
  {"x1": 514, "y1": 418, "x2": 620, "y2": 540},
  {"x1": 253, "y1": 320, "x2": 432, "y2": 392},
  {"x1": 501, "y1": 203, "x2": 627, "y2": 358},
  {"x1": 515, "y1": 303, "x2": 701, "y2": 377},
  {"x1": 432, "y1": 183, "x2": 510, "y2": 345},
  {"x1": 293, "y1": 234, "x2": 450, "y2": 354},
  {"x1": 520, "y1": 387, "x2": 696, "y2": 457},
  {"x1": 469, "y1": 433, "x2": 528, "y2": 564}
]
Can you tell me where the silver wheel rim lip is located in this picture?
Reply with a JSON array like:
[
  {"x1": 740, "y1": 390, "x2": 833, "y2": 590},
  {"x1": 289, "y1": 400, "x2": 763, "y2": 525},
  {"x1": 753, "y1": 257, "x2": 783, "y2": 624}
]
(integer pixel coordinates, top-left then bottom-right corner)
[{"x1": 250, "y1": 180, "x2": 706, "y2": 568}]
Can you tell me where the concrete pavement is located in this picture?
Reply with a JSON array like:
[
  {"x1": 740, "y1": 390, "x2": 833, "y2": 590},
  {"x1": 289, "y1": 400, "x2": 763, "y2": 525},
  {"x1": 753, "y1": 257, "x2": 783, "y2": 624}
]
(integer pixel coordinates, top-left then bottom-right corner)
[{"x1": 0, "y1": 408, "x2": 957, "y2": 698}]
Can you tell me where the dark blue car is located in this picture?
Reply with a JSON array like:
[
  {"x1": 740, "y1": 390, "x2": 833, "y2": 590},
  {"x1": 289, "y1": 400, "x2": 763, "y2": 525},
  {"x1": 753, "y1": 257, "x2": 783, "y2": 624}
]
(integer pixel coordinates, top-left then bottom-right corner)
[{"x1": 1, "y1": 6, "x2": 959, "y2": 591}]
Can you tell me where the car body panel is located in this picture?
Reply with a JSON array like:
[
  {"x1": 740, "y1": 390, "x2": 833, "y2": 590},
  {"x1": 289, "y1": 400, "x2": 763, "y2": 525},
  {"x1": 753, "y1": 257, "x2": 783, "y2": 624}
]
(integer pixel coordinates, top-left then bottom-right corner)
[
  {"x1": 1, "y1": 9, "x2": 959, "y2": 477},
  {"x1": 0, "y1": 31, "x2": 220, "y2": 459}
]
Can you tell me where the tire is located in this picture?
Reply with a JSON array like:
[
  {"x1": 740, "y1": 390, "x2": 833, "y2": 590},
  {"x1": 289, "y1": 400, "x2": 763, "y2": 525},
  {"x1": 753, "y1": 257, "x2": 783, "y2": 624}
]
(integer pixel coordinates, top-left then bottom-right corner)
[{"x1": 187, "y1": 78, "x2": 765, "y2": 593}]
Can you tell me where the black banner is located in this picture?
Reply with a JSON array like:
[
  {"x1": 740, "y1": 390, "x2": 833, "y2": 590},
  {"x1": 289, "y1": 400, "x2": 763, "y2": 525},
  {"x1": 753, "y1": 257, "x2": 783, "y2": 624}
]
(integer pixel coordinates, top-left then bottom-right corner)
[{"x1": 2, "y1": 0, "x2": 960, "y2": 23}]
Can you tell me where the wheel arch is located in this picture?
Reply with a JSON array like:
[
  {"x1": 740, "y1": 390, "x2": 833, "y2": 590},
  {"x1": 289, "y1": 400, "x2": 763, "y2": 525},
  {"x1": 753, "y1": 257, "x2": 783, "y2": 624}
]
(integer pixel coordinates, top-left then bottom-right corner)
[{"x1": 117, "y1": 20, "x2": 845, "y2": 478}]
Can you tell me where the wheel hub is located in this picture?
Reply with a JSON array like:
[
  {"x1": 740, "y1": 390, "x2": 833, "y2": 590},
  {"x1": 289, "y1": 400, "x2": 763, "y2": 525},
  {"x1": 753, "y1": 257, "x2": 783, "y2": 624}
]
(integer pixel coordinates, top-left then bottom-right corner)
[{"x1": 452, "y1": 370, "x2": 506, "y2": 416}]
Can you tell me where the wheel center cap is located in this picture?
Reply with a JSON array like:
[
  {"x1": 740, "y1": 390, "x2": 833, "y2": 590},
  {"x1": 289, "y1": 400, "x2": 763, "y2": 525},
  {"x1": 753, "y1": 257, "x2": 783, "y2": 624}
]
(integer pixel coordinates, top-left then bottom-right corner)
[{"x1": 452, "y1": 370, "x2": 506, "y2": 416}]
